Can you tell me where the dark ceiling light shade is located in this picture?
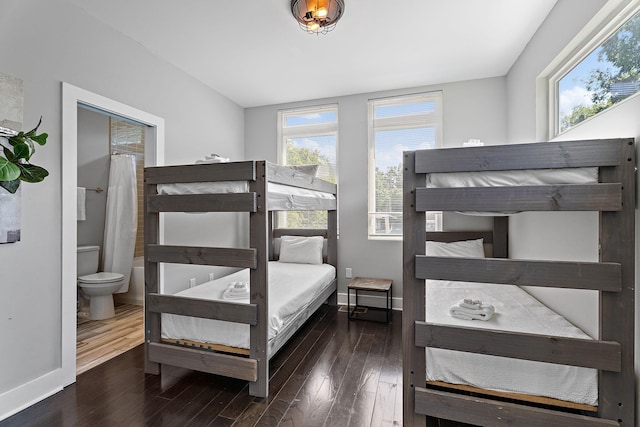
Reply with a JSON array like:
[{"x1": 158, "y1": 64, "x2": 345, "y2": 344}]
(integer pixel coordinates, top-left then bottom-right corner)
[{"x1": 291, "y1": 0, "x2": 345, "y2": 35}]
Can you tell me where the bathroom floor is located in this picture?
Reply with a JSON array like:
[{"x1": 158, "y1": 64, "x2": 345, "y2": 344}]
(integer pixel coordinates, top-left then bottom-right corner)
[{"x1": 76, "y1": 303, "x2": 143, "y2": 375}]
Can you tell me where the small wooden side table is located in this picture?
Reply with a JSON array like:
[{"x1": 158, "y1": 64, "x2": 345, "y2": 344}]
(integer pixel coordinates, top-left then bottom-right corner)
[{"x1": 347, "y1": 277, "x2": 392, "y2": 323}]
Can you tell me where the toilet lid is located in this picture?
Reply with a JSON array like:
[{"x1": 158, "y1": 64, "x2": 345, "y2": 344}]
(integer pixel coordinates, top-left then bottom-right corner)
[{"x1": 78, "y1": 272, "x2": 124, "y2": 284}]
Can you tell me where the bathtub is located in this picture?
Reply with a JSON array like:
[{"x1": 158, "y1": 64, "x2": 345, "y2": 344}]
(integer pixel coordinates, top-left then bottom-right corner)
[{"x1": 115, "y1": 256, "x2": 144, "y2": 306}]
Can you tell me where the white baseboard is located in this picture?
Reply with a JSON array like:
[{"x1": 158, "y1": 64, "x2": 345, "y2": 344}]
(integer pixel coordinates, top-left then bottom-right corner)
[
  {"x1": 0, "y1": 369, "x2": 64, "y2": 422},
  {"x1": 337, "y1": 292, "x2": 403, "y2": 310}
]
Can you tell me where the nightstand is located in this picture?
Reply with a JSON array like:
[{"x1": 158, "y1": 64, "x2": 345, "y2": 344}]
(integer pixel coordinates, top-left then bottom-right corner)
[{"x1": 347, "y1": 277, "x2": 392, "y2": 323}]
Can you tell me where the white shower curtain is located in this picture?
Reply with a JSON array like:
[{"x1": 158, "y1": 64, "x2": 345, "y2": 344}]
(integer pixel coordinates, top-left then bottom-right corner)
[{"x1": 102, "y1": 154, "x2": 137, "y2": 293}]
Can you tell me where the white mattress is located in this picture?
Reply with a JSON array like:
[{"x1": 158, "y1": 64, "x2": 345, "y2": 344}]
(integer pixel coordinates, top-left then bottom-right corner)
[
  {"x1": 426, "y1": 279, "x2": 598, "y2": 406},
  {"x1": 426, "y1": 167, "x2": 598, "y2": 188},
  {"x1": 162, "y1": 261, "x2": 336, "y2": 355},
  {"x1": 158, "y1": 181, "x2": 335, "y2": 211}
]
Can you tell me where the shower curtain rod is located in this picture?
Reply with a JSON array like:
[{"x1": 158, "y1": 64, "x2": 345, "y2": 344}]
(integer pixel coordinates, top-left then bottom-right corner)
[{"x1": 86, "y1": 187, "x2": 104, "y2": 193}]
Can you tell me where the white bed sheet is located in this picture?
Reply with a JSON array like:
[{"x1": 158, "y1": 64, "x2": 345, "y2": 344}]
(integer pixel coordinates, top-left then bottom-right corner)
[
  {"x1": 426, "y1": 167, "x2": 598, "y2": 188},
  {"x1": 157, "y1": 181, "x2": 335, "y2": 211},
  {"x1": 162, "y1": 261, "x2": 336, "y2": 353},
  {"x1": 426, "y1": 279, "x2": 598, "y2": 406}
]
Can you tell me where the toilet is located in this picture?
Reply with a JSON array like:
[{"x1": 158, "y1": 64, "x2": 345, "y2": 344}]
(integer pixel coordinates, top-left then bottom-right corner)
[{"x1": 77, "y1": 245, "x2": 127, "y2": 320}]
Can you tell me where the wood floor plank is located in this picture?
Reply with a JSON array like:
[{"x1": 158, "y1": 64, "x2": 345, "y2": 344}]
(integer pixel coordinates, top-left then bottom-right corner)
[
  {"x1": 2, "y1": 309, "x2": 412, "y2": 427},
  {"x1": 289, "y1": 317, "x2": 367, "y2": 427},
  {"x1": 324, "y1": 333, "x2": 375, "y2": 426},
  {"x1": 255, "y1": 310, "x2": 339, "y2": 426},
  {"x1": 76, "y1": 303, "x2": 144, "y2": 375},
  {"x1": 350, "y1": 322, "x2": 392, "y2": 427}
]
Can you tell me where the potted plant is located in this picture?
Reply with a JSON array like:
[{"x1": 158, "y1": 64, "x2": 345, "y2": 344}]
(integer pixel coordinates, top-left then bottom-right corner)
[{"x1": 0, "y1": 117, "x2": 49, "y2": 193}]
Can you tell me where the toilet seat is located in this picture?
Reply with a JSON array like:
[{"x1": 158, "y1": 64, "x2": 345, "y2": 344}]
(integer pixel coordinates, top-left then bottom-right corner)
[{"x1": 78, "y1": 272, "x2": 124, "y2": 284}]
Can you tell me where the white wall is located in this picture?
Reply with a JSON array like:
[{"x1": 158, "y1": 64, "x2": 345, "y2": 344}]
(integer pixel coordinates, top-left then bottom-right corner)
[
  {"x1": 0, "y1": 0, "x2": 244, "y2": 420},
  {"x1": 245, "y1": 77, "x2": 508, "y2": 305},
  {"x1": 506, "y1": 0, "x2": 640, "y2": 416},
  {"x1": 505, "y1": 0, "x2": 608, "y2": 337}
]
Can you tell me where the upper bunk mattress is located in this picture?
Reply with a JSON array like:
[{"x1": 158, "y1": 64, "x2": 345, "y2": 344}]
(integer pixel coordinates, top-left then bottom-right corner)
[
  {"x1": 426, "y1": 279, "x2": 597, "y2": 406},
  {"x1": 426, "y1": 167, "x2": 597, "y2": 188},
  {"x1": 162, "y1": 261, "x2": 336, "y2": 355},
  {"x1": 158, "y1": 181, "x2": 335, "y2": 211}
]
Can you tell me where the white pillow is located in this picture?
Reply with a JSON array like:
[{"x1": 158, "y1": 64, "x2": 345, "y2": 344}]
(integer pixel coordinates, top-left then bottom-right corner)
[
  {"x1": 425, "y1": 238, "x2": 485, "y2": 258},
  {"x1": 278, "y1": 235, "x2": 324, "y2": 265}
]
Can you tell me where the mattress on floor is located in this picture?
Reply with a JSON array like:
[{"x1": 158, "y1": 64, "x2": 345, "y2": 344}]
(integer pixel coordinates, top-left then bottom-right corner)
[
  {"x1": 157, "y1": 181, "x2": 335, "y2": 211},
  {"x1": 162, "y1": 261, "x2": 336, "y2": 354},
  {"x1": 426, "y1": 279, "x2": 598, "y2": 406}
]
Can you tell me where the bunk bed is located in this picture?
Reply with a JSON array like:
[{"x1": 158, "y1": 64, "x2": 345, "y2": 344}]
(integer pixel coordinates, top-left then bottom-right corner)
[
  {"x1": 402, "y1": 138, "x2": 635, "y2": 426},
  {"x1": 144, "y1": 160, "x2": 337, "y2": 398}
]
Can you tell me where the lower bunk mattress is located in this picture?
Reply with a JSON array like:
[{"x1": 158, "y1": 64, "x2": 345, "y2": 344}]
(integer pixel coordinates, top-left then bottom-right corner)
[
  {"x1": 162, "y1": 261, "x2": 336, "y2": 357},
  {"x1": 426, "y1": 279, "x2": 597, "y2": 407}
]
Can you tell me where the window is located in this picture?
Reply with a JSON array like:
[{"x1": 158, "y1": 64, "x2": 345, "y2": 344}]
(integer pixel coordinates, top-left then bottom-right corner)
[
  {"x1": 277, "y1": 105, "x2": 338, "y2": 228},
  {"x1": 553, "y1": 4, "x2": 640, "y2": 134},
  {"x1": 368, "y1": 92, "x2": 442, "y2": 238}
]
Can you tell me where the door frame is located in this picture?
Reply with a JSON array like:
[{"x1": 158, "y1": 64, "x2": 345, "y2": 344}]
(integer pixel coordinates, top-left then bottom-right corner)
[{"x1": 61, "y1": 83, "x2": 165, "y2": 386}]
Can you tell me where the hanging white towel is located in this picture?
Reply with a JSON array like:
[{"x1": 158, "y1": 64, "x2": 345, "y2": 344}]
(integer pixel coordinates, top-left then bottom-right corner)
[{"x1": 77, "y1": 187, "x2": 86, "y2": 221}]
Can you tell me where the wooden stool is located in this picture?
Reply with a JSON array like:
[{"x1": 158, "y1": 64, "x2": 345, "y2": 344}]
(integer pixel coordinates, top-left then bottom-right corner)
[{"x1": 347, "y1": 277, "x2": 392, "y2": 323}]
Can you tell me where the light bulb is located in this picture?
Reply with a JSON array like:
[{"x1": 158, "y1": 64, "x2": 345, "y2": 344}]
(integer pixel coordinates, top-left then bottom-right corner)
[
  {"x1": 307, "y1": 21, "x2": 320, "y2": 32},
  {"x1": 315, "y1": 7, "x2": 328, "y2": 19}
]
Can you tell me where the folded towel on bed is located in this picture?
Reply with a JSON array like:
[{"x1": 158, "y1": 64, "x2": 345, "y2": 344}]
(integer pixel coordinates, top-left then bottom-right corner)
[
  {"x1": 223, "y1": 282, "x2": 249, "y2": 300},
  {"x1": 195, "y1": 154, "x2": 230, "y2": 164},
  {"x1": 460, "y1": 298, "x2": 482, "y2": 309},
  {"x1": 449, "y1": 299, "x2": 495, "y2": 321}
]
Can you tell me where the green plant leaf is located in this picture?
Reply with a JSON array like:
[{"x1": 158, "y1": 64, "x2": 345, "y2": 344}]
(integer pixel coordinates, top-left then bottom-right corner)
[
  {"x1": 31, "y1": 132, "x2": 48, "y2": 146},
  {"x1": 23, "y1": 117, "x2": 42, "y2": 137},
  {"x1": 7, "y1": 133, "x2": 25, "y2": 146},
  {"x1": 0, "y1": 157, "x2": 21, "y2": 181},
  {"x1": 3, "y1": 147, "x2": 14, "y2": 161},
  {"x1": 0, "y1": 179, "x2": 20, "y2": 193},
  {"x1": 18, "y1": 163, "x2": 49, "y2": 183},
  {"x1": 12, "y1": 142, "x2": 30, "y2": 160}
]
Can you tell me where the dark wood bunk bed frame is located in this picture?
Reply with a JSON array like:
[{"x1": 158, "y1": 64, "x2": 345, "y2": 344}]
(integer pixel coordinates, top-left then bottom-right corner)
[
  {"x1": 143, "y1": 160, "x2": 338, "y2": 398},
  {"x1": 402, "y1": 138, "x2": 635, "y2": 426}
]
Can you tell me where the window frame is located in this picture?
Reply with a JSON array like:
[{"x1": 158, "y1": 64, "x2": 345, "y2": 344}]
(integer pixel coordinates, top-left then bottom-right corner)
[
  {"x1": 276, "y1": 104, "x2": 338, "y2": 229},
  {"x1": 367, "y1": 92, "x2": 443, "y2": 240},
  {"x1": 545, "y1": 0, "x2": 640, "y2": 138}
]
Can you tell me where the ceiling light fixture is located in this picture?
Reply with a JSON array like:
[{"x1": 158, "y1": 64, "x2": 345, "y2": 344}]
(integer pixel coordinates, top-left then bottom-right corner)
[{"x1": 291, "y1": 0, "x2": 345, "y2": 35}]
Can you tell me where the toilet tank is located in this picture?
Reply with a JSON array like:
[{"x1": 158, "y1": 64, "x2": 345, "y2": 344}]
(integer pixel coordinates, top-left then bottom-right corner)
[{"x1": 77, "y1": 245, "x2": 100, "y2": 276}]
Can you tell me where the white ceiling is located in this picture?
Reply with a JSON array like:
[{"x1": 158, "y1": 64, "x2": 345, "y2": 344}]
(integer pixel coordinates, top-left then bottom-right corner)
[{"x1": 69, "y1": 0, "x2": 558, "y2": 108}]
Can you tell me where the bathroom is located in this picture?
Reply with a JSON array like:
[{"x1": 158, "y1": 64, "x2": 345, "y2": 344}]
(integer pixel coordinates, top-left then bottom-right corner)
[{"x1": 76, "y1": 106, "x2": 146, "y2": 374}]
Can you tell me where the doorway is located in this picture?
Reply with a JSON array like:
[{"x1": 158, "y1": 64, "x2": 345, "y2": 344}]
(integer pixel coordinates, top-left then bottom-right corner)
[
  {"x1": 61, "y1": 83, "x2": 165, "y2": 386},
  {"x1": 76, "y1": 108, "x2": 148, "y2": 374}
]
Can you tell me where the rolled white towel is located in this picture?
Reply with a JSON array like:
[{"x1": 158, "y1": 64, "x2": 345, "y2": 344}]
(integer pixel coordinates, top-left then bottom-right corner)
[
  {"x1": 223, "y1": 282, "x2": 249, "y2": 300},
  {"x1": 460, "y1": 298, "x2": 482, "y2": 310},
  {"x1": 449, "y1": 301, "x2": 495, "y2": 321}
]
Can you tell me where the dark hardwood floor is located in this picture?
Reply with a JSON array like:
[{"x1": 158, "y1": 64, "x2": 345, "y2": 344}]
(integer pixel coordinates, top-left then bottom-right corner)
[{"x1": 1, "y1": 306, "x2": 403, "y2": 427}]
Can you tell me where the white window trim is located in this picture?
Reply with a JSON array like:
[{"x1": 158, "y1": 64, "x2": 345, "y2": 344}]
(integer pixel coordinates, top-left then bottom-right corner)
[
  {"x1": 538, "y1": 0, "x2": 640, "y2": 139},
  {"x1": 367, "y1": 92, "x2": 442, "y2": 240},
  {"x1": 277, "y1": 104, "x2": 339, "y2": 165}
]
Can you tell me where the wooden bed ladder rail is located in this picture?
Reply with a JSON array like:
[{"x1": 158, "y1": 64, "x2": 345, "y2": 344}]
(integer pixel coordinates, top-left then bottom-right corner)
[{"x1": 415, "y1": 387, "x2": 620, "y2": 427}]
